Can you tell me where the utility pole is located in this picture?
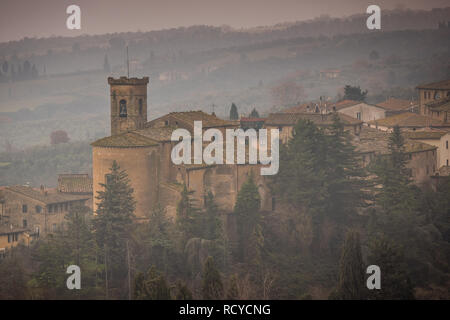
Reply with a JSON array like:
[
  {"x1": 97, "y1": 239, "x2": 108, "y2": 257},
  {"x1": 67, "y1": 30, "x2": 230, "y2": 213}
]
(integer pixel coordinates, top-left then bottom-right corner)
[
  {"x1": 126, "y1": 46, "x2": 130, "y2": 78},
  {"x1": 104, "y1": 243, "x2": 109, "y2": 300},
  {"x1": 127, "y1": 240, "x2": 131, "y2": 300}
]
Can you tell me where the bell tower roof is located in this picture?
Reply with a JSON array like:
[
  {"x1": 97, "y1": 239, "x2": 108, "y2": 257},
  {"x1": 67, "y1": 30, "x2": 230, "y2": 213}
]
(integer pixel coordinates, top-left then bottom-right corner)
[{"x1": 108, "y1": 76, "x2": 149, "y2": 85}]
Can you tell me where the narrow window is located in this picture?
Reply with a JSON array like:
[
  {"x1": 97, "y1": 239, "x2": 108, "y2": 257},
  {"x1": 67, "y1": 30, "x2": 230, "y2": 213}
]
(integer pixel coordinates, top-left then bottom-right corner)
[
  {"x1": 139, "y1": 99, "x2": 143, "y2": 116},
  {"x1": 35, "y1": 205, "x2": 41, "y2": 213},
  {"x1": 22, "y1": 204, "x2": 27, "y2": 213},
  {"x1": 446, "y1": 141, "x2": 448, "y2": 149},
  {"x1": 23, "y1": 219, "x2": 27, "y2": 228},
  {"x1": 119, "y1": 99, "x2": 127, "y2": 117}
]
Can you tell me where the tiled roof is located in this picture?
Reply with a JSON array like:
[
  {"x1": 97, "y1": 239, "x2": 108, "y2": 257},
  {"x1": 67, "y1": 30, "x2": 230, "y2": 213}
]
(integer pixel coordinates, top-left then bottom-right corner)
[
  {"x1": 5, "y1": 186, "x2": 89, "y2": 205},
  {"x1": 416, "y1": 79, "x2": 450, "y2": 90},
  {"x1": 403, "y1": 129, "x2": 449, "y2": 140},
  {"x1": 354, "y1": 127, "x2": 436, "y2": 154},
  {"x1": 136, "y1": 126, "x2": 176, "y2": 142},
  {"x1": 91, "y1": 131, "x2": 159, "y2": 148},
  {"x1": 376, "y1": 98, "x2": 417, "y2": 111},
  {"x1": 283, "y1": 103, "x2": 313, "y2": 113},
  {"x1": 240, "y1": 118, "x2": 265, "y2": 122},
  {"x1": 334, "y1": 100, "x2": 362, "y2": 110},
  {"x1": 58, "y1": 174, "x2": 93, "y2": 194},
  {"x1": 265, "y1": 112, "x2": 362, "y2": 126},
  {"x1": 368, "y1": 113, "x2": 450, "y2": 128},
  {"x1": 426, "y1": 98, "x2": 450, "y2": 112},
  {"x1": 147, "y1": 111, "x2": 238, "y2": 129}
]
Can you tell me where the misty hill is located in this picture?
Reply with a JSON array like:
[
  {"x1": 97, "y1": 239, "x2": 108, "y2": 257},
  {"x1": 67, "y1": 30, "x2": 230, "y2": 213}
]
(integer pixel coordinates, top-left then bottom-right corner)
[{"x1": 0, "y1": 7, "x2": 449, "y2": 153}]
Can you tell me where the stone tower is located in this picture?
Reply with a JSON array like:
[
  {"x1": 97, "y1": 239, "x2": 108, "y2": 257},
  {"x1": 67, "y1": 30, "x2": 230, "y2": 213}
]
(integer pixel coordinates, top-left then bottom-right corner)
[{"x1": 108, "y1": 76, "x2": 149, "y2": 135}]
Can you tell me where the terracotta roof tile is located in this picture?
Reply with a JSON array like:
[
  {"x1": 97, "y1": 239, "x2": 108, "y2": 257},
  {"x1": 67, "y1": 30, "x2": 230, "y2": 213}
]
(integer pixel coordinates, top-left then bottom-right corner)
[
  {"x1": 5, "y1": 186, "x2": 89, "y2": 205},
  {"x1": 334, "y1": 100, "x2": 362, "y2": 110},
  {"x1": 376, "y1": 98, "x2": 417, "y2": 111},
  {"x1": 416, "y1": 79, "x2": 450, "y2": 90},
  {"x1": 265, "y1": 112, "x2": 362, "y2": 126},
  {"x1": 91, "y1": 131, "x2": 159, "y2": 148},
  {"x1": 354, "y1": 127, "x2": 437, "y2": 154},
  {"x1": 368, "y1": 113, "x2": 450, "y2": 128},
  {"x1": 403, "y1": 129, "x2": 449, "y2": 140},
  {"x1": 58, "y1": 174, "x2": 93, "y2": 194}
]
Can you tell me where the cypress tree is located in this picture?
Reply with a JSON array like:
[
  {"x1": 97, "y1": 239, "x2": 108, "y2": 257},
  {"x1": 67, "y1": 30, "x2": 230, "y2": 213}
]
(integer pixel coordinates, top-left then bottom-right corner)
[
  {"x1": 203, "y1": 191, "x2": 222, "y2": 240},
  {"x1": 229, "y1": 103, "x2": 239, "y2": 120},
  {"x1": 234, "y1": 172, "x2": 261, "y2": 261},
  {"x1": 176, "y1": 184, "x2": 201, "y2": 243},
  {"x1": 336, "y1": 231, "x2": 365, "y2": 300},
  {"x1": 226, "y1": 274, "x2": 240, "y2": 300},
  {"x1": 202, "y1": 256, "x2": 223, "y2": 300},
  {"x1": 249, "y1": 108, "x2": 260, "y2": 118}
]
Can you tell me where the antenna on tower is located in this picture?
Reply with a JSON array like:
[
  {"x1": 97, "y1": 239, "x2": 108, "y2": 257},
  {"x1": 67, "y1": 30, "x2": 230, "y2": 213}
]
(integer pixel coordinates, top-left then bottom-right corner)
[{"x1": 126, "y1": 46, "x2": 130, "y2": 78}]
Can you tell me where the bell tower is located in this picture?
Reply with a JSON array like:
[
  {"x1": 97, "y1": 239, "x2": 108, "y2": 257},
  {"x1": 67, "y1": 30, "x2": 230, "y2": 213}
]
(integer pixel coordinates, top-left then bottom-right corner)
[{"x1": 108, "y1": 76, "x2": 149, "y2": 135}]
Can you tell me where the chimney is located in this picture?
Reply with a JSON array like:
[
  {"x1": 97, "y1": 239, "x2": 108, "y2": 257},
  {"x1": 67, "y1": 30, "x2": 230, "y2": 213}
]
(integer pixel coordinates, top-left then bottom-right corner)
[{"x1": 40, "y1": 185, "x2": 45, "y2": 194}]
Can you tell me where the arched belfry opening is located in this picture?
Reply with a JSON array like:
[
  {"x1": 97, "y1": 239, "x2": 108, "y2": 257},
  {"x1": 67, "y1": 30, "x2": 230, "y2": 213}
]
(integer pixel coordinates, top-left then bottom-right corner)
[
  {"x1": 108, "y1": 76, "x2": 149, "y2": 135},
  {"x1": 119, "y1": 99, "x2": 127, "y2": 117}
]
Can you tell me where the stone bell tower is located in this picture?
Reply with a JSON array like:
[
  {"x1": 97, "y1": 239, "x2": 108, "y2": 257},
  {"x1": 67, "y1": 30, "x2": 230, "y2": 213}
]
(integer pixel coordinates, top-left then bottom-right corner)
[{"x1": 108, "y1": 76, "x2": 149, "y2": 135}]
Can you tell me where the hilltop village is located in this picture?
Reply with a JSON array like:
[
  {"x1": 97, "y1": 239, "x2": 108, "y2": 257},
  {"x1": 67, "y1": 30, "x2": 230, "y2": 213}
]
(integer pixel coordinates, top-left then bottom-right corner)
[
  {"x1": 1, "y1": 77, "x2": 449, "y2": 247},
  {"x1": 0, "y1": 76, "x2": 449, "y2": 300}
]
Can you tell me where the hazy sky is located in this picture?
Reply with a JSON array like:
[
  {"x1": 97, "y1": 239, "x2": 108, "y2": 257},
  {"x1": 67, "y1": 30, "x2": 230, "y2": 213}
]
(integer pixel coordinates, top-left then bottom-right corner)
[{"x1": 0, "y1": 0, "x2": 448, "y2": 42}]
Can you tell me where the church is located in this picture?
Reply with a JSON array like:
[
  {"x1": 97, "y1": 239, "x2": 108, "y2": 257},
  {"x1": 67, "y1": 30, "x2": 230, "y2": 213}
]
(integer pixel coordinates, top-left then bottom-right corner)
[{"x1": 91, "y1": 77, "x2": 273, "y2": 220}]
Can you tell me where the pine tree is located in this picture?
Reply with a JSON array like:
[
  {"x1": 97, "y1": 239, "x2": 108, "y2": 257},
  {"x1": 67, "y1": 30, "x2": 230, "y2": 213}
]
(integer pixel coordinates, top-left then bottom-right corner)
[
  {"x1": 203, "y1": 191, "x2": 222, "y2": 240},
  {"x1": 176, "y1": 184, "x2": 201, "y2": 244},
  {"x1": 0, "y1": 255, "x2": 28, "y2": 299},
  {"x1": 271, "y1": 117, "x2": 367, "y2": 252},
  {"x1": 249, "y1": 108, "x2": 260, "y2": 118},
  {"x1": 202, "y1": 256, "x2": 223, "y2": 300},
  {"x1": 134, "y1": 266, "x2": 171, "y2": 300},
  {"x1": 367, "y1": 236, "x2": 414, "y2": 300},
  {"x1": 370, "y1": 125, "x2": 419, "y2": 240},
  {"x1": 234, "y1": 172, "x2": 261, "y2": 261},
  {"x1": 93, "y1": 161, "x2": 136, "y2": 291},
  {"x1": 134, "y1": 204, "x2": 175, "y2": 274},
  {"x1": 229, "y1": 103, "x2": 239, "y2": 120},
  {"x1": 343, "y1": 85, "x2": 367, "y2": 101},
  {"x1": 335, "y1": 231, "x2": 365, "y2": 300}
]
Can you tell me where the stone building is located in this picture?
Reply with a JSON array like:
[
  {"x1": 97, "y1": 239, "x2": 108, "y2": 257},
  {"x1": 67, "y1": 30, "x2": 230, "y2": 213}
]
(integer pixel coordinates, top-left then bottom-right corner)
[
  {"x1": 0, "y1": 225, "x2": 30, "y2": 258},
  {"x1": 404, "y1": 130, "x2": 450, "y2": 169},
  {"x1": 92, "y1": 76, "x2": 272, "y2": 219},
  {"x1": 0, "y1": 186, "x2": 89, "y2": 237},
  {"x1": 367, "y1": 113, "x2": 450, "y2": 132},
  {"x1": 417, "y1": 79, "x2": 450, "y2": 122},
  {"x1": 265, "y1": 112, "x2": 362, "y2": 144},
  {"x1": 91, "y1": 76, "x2": 442, "y2": 221},
  {"x1": 376, "y1": 97, "x2": 418, "y2": 116},
  {"x1": 354, "y1": 127, "x2": 438, "y2": 185},
  {"x1": 334, "y1": 100, "x2": 385, "y2": 122}
]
